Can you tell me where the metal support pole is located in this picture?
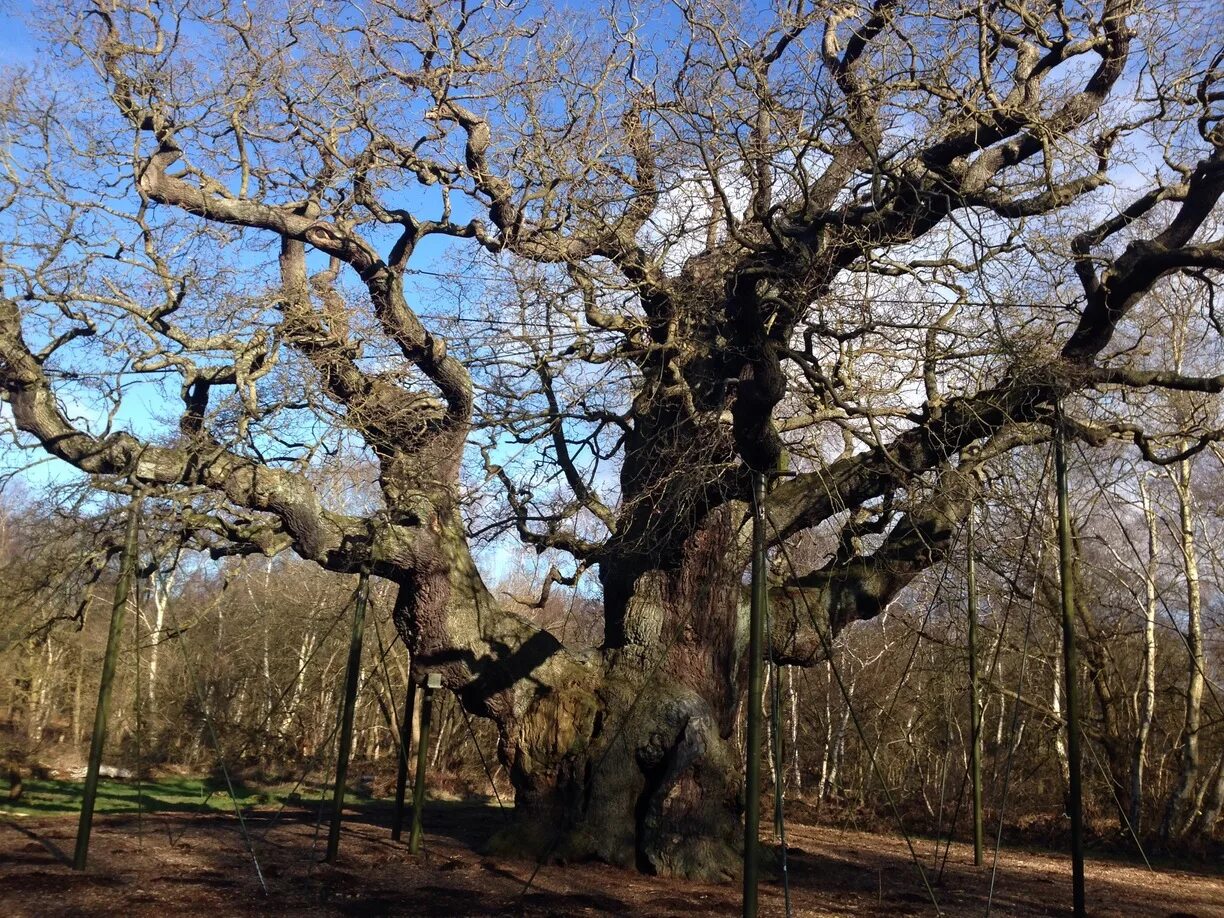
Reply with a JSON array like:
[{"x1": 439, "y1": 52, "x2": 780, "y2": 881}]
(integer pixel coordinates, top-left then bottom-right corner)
[
  {"x1": 743, "y1": 471, "x2": 767, "y2": 918},
  {"x1": 325, "y1": 571, "x2": 370, "y2": 864},
  {"x1": 1055, "y1": 408, "x2": 1086, "y2": 918},
  {"x1": 409, "y1": 673, "x2": 440, "y2": 854},
  {"x1": 967, "y1": 510, "x2": 984, "y2": 867},
  {"x1": 74, "y1": 496, "x2": 142, "y2": 871},
  {"x1": 391, "y1": 679, "x2": 416, "y2": 841}
]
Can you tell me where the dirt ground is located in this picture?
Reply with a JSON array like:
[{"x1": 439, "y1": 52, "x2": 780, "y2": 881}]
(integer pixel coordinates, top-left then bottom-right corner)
[{"x1": 1, "y1": 799, "x2": 1221, "y2": 917}]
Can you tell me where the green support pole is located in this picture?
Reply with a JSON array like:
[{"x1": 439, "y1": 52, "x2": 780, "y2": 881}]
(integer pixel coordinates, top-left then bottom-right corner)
[
  {"x1": 409, "y1": 673, "x2": 440, "y2": 854},
  {"x1": 391, "y1": 680, "x2": 416, "y2": 841},
  {"x1": 1055, "y1": 408, "x2": 1087, "y2": 918},
  {"x1": 74, "y1": 496, "x2": 142, "y2": 871},
  {"x1": 743, "y1": 472, "x2": 767, "y2": 918},
  {"x1": 967, "y1": 510, "x2": 984, "y2": 867},
  {"x1": 325, "y1": 571, "x2": 370, "y2": 864}
]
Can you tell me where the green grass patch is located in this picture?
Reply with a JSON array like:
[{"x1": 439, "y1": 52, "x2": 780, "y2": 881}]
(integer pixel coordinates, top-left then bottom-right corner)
[{"x1": 0, "y1": 775, "x2": 332, "y2": 818}]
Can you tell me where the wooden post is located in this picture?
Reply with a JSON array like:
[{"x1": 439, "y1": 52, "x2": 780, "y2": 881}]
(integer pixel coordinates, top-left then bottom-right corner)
[
  {"x1": 74, "y1": 496, "x2": 142, "y2": 871},
  {"x1": 409, "y1": 673, "x2": 441, "y2": 854},
  {"x1": 325, "y1": 572, "x2": 370, "y2": 864},
  {"x1": 743, "y1": 471, "x2": 767, "y2": 918},
  {"x1": 391, "y1": 680, "x2": 416, "y2": 841},
  {"x1": 1055, "y1": 408, "x2": 1086, "y2": 917},
  {"x1": 967, "y1": 510, "x2": 984, "y2": 867}
]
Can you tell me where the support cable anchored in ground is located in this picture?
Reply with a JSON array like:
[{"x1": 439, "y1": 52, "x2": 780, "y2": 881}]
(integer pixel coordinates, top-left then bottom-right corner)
[
  {"x1": 457, "y1": 705, "x2": 510, "y2": 819},
  {"x1": 1082, "y1": 733, "x2": 1154, "y2": 871},
  {"x1": 858, "y1": 512, "x2": 968, "y2": 849},
  {"x1": 162, "y1": 563, "x2": 268, "y2": 896},
  {"x1": 367, "y1": 606, "x2": 420, "y2": 842},
  {"x1": 936, "y1": 452, "x2": 1050, "y2": 883},
  {"x1": 136, "y1": 545, "x2": 403, "y2": 880},
  {"x1": 764, "y1": 506, "x2": 943, "y2": 916},
  {"x1": 985, "y1": 447, "x2": 1050, "y2": 916},
  {"x1": 308, "y1": 614, "x2": 403, "y2": 865},
  {"x1": 1067, "y1": 445, "x2": 1161, "y2": 872},
  {"x1": 255, "y1": 577, "x2": 380, "y2": 842},
  {"x1": 369, "y1": 597, "x2": 509, "y2": 826},
  {"x1": 227, "y1": 590, "x2": 358, "y2": 765}
]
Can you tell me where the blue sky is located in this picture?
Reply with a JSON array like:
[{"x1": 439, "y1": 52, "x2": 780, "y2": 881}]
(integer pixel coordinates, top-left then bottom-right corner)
[{"x1": 0, "y1": 2, "x2": 35, "y2": 61}]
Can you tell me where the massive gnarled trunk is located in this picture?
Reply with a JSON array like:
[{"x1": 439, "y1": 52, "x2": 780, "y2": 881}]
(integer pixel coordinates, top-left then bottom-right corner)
[
  {"x1": 478, "y1": 510, "x2": 748, "y2": 880},
  {"x1": 391, "y1": 535, "x2": 748, "y2": 879}
]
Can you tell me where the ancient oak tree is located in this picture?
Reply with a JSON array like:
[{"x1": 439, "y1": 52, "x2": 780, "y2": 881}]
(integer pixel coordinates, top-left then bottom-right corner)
[{"x1": 1, "y1": 0, "x2": 1222, "y2": 878}]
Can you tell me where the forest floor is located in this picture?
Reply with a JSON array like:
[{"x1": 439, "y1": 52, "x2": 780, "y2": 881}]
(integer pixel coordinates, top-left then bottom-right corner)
[{"x1": 1, "y1": 788, "x2": 1222, "y2": 917}]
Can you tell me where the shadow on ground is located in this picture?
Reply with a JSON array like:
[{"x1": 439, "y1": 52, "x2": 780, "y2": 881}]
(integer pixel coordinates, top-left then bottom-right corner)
[{"x1": 1, "y1": 794, "x2": 1222, "y2": 917}]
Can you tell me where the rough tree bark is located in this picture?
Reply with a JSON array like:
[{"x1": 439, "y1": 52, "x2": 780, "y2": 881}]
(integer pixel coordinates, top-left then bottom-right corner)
[
  {"x1": 1162, "y1": 455, "x2": 1206, "y2": 840},
  {"x1": 1131, "y1": 476, "x2": 1159, "y2": 834}
]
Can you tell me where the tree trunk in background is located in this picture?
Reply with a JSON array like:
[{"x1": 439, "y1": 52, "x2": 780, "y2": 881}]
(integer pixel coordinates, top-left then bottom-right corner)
[
  {"x1": 145, "y1": 571, "x2": 172, "y2": 714},
  {"x1": 1052, "y1": 653, "x2": 1072, "y2": 799},
  {"x1": 29, "y1": 641, "x2": 55, "y2": 744},
  {"x1": 1131, "y1": 477, "x2": 1158, "y2": 834},
  {"x1": 1199, "y1": 760, "x2": 1224, "y2": 839},
  {"x1": 431, "y1": 695, "x2": 451, "y2": 770},
  {"x1": 765, "y1": 668, "x2": 777, "y2": 789},
  {"x1": 1162, "y1": 457, "x2": 1204, "y2": 841},
  {"x1": 1071, "y1": 562, "x2": 1132, "y2": 828},
  {"x1": 826, "y1": 677, "x2": 856, "y2": 801},
  {"x1": 282, "y1": 626, "x2": 315, "y2": 737},
  {"x1": 72, "y1": 655, "x2": 83, "y2": 747},
  {"x1": 409, "y1": 683, "x2": 423, "y2": 772},
  {"x1": 788, "y1": 667, "x2": 801, "y2": 795},
  {"x1": 817, "y1": 662, "x2": 833, "y2": 801}
]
